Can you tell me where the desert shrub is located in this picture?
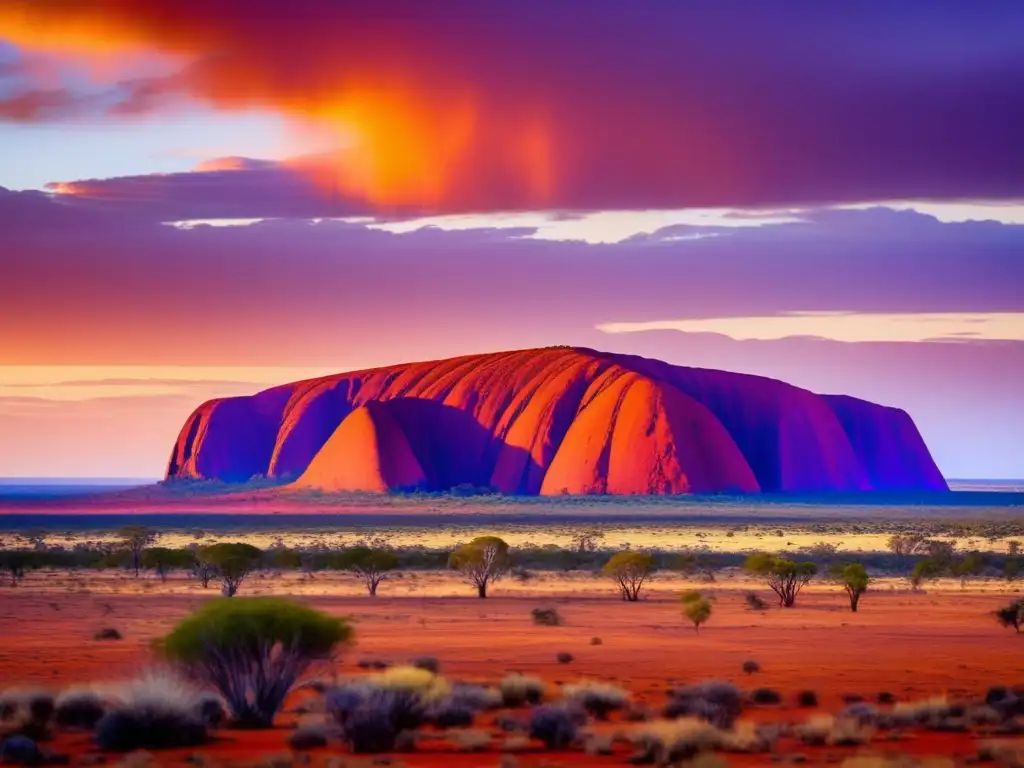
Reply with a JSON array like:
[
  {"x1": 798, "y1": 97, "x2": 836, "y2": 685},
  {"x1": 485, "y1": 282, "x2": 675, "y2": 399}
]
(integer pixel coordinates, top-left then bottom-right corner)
[
  {"x1": 556, "y1": 651, "x2": 574, "y2": 664},
  {"x1": 664, "y1": 681, "x2": 743, "y2": 729},
  {"x1": 681, "y1": 590, "x2": 713, "y2": 632},
  {"x1": 94, "y1": 627, "x2": 122, "y2": 640},
  {"x1": 741, "y1": 660, "x2": 760, "y2": 675},
  {"x1": 95, "y1": 700, "x2": 206, "y2": 751},
  {"x1": 410, "y1": 656, "x2": 440, "y2": 674},
  {"x1": 339, "y1": 692, "x2": 419, "y2": 753},
  {"x1": 910, "y1": 558, "x2": 946, "y2": 589},
  {"x1": 161, "y1": 597, "x2": 351, "y2": 728},
  {"x1": 796, "y1": 714, "x2": 872, "y2": 746},
  {"x1": 448, "y1": 536, "x2": 511, "y2": 598},
  {"x1": 887, "y1": 696, "x2": 956, "y2": 727},
  {"x1": 626, "y1": 718, "x2": 771, "y2": 763},
  {"x1": 839, "y1": 702, "x2": 879, "y2": 725},
  {"x1": 286, "y1": 721, "x2": 331, "y2": 750},
  {"x1": 829, "y1": 562, "x2": 871, "y2": 612},
  {"x1": 590, "y1": 636, "x2": 603, "y2": 645},
  {"x1": 744, "y1": 554, "x2": 817, "y2": 607},
  {"x1": 750, "y1": 688, "x2": 782, "y2": 705},
  {"x1": 0, "y1": 690, "x2": 53, "y2": 723},
  {"x1": 563, "y1": 681, "x2": 629, "y2": 720},
  {"x1": 744, "y1": 592, "x2": 767, "y2": 611},
  {"x1": 197, "y1": 543, "x2": 263, "y2": 597},
  {"x1": 195, "y1": 691, "x2": 227, "y2": 727},
  {"x1": 328, "y1": 545, "x2": 398, "y2": 596},
  {"x1": 325, "y1": 665, "x2": 454, "y2": 748},
  {"x1": 985, "y1": 686, "x2": 1024, "y2": 719},
  {"x1": 364, "y1": 665, "x2": 450, "y2": 703},
  {"x1": 446, "y1": 683, "x2": 503, "y2": 712},
  {"x1": 0, "y1": 735, "x2": 41, "y2": 765},
  {"x1": 532, "y1": 607, "x2": 563, "y2": 626},
  {"x1": 602, "y1": 552, "x2": 657, "y2": 602},
  {"x1": 430, "y1": 702, "x2": 475, "y2": 728},
  {"x1": 95, "y1": 671, "x2": 220, "y2": 751},
  {"x1": 796, "y1": 690, "x2": 819, "y2": 708},
  {"x1": 995, "y1": 599, "x2": 1024, "y2": 633},
  {"x1": 877, "y1": 691, "x2": 896, "y2": 704},
  {"x1": 529, "y1": 705, "x2": 577, "y2": 749},
  {"x1": 54, "y1": 689, "x2": 106, "y2": 729},
  {"x1": 499, "y1": 674, "x2": 545, "y2": 707},
  {"x1": 357, "y1": 658, "x2": 390, "y2": 670}
]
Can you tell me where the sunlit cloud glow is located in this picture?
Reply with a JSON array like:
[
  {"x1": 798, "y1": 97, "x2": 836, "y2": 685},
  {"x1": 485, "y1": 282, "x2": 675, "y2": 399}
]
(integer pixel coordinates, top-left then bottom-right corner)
[{"x1": 597, "y1": 312, "x2": 1024, "y2": 343}]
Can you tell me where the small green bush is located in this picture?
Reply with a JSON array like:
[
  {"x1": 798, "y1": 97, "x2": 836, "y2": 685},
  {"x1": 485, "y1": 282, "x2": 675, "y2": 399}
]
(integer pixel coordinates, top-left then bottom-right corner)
[{"x1": 161, "y1": 597, "x2": 351, "y2": 728}]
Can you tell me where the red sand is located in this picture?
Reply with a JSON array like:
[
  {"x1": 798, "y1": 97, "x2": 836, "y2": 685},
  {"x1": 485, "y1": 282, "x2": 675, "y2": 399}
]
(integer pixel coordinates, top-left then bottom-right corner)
[{"x1": 1, "y1": 580, "x2": 1020, "y2": 765}]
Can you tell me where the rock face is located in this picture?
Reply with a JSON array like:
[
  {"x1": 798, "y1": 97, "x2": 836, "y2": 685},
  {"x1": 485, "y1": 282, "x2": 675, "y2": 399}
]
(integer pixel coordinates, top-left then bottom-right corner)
[{"x1": 165, "y1": 347, "x2": 948, "y2": 494}]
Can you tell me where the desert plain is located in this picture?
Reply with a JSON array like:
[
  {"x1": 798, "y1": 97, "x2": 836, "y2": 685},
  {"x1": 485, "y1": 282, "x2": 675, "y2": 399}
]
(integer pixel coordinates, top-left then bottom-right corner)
[{"x1": 1, "y1": 525, "x2": 1023, "y2": 768}]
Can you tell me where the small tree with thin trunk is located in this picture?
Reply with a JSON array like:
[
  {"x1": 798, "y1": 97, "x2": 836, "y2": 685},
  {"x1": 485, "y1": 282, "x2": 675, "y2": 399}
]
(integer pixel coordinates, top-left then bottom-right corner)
[
  {"x1": 952, "y1": 551, "x2": 986, "y2": 589},
  {"x1": 744, "y1": 554, "x2": 817, "y2": 607},
  {"x1": 118, "y1": 525, "x2": 157, "y2": 577},
  {"x1": 331, "y1": 546, "x2": 399, "y2": 596},
  {"x1": 995, "y1": 600, "x2": 1024, "y2": 633},
  {"x1": 141, "y1": 547, "x2": 195, "y2": 582},
  {"x1": 199, "y1": 542, "x2": 263, "y2": 597},
  {"x1": 569, "y1": 528, "x2": 605, "y2": 554},
  {"x1": 910, "y1": 557, "x2": 946, "y2": 590},
  {"x1": 448, "y1": 536, "x2": 511, "y2": 598},
  {"x1": 602, "y1": 552, "x2": 657, "y2": 602},
  {"x1": 886, "y1": 533, "x2": 925, "y2": 557},
  {"x1": 190, "y1": 548, "x2": 218, "y2": 588},
  {"x1": 680, "y1": 590, "x2": 712, "y2": 632},
  {"x1": 829, "y1": 562, "x2": 870, "y2": 612}
]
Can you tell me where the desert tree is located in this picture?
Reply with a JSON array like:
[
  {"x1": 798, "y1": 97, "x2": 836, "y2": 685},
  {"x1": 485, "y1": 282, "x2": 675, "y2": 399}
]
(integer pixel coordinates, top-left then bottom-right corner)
[
  {"x1": 141, "y1": 547, "x2": 195, "y2": 582},
  {"x1": 189, "y1": 546, "x2": 218, "y2": 588},
  {"x1": 886, "y1": 533, "x2": 925, "y2": 557},
  {"x1": 680, "y1": 590, "x2": 713, "y2": 632},
  {"x1": 162, "y1": 597, "x2": 351, "y2": 728},
  {"x1": 910, "y1": 558, "x2": 946, "y2": 590},
  {"x1": 568, "y1": 528, "x2": 605, "y2": 554},
  {"x1": 448, "y1": 536, "x2": 511, "y2": 598},
  {"x1": 995, "y1": 599, "x2": 1024, "y2": 634},
  {"x1": 952, "y1": 551, "x2": 986, "y2": 589},
  {"x1": 743, "y1": 554, "x2": 817, "y2": 607},
  {"x1": 330, "y1": 545, "x2": 399, "y2": 596},
  {"x1": 199, "y1": 542, "x2": 264, "y2": 597},
  {"x1": 117, "y1": 525, "x2": 157, "y2": 577},
  {"x1": 602, "y1": 551, "x2": 657, "y2": 602},
  {"x1": 829, "y1": 562, "x2": 870, "y2": 612},
  {"x1": 0, "y1": 550, "x2": 36, "y2": 586},
  {"x1": 1005, "y1": 556, "x2": 1023, "y2": 583}
]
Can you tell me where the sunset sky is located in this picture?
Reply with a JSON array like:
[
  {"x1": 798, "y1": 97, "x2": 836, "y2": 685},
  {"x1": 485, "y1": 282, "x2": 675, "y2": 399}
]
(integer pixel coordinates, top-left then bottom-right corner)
[{"x1": 1, "y1": 1, "x2": 1022, "y2": 480}]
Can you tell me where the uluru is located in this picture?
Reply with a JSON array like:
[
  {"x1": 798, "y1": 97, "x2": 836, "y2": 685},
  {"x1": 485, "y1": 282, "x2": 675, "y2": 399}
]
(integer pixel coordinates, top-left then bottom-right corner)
[{"x1": 165, "y1": 347, "x2": 948, "y2": 495}]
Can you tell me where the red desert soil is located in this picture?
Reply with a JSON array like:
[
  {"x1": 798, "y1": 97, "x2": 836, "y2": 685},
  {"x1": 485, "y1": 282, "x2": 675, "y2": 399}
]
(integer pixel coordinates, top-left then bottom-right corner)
[{"x1": 1, "y1": 582, "x2": 1020, "y2": 765}]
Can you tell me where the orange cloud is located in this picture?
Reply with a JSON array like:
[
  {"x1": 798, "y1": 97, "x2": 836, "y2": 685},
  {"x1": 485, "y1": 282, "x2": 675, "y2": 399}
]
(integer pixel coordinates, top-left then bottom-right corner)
[{"x1": 0, "y1": 2, "x2": 556, "y2": 211}]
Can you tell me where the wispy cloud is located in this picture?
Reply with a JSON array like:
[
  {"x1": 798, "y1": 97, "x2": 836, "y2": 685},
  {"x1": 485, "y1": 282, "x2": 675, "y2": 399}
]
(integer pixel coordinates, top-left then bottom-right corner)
[{"x1": 597, "y1": 312, "x2": 1024, "y2": 344}]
